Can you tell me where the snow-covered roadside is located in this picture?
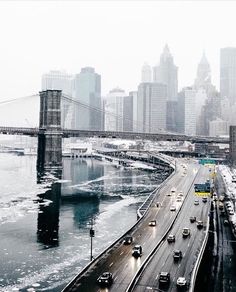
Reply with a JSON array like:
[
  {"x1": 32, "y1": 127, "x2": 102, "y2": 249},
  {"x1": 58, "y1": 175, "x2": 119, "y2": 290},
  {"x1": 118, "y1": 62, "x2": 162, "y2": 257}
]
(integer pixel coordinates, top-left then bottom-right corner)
[{"x1": 217, "y1": 165, "x2": 236, "y2": 234}]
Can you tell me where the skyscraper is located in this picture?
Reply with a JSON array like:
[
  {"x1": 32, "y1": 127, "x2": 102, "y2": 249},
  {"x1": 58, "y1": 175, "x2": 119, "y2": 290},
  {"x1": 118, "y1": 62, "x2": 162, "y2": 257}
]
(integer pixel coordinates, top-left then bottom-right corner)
[
  {"x1": 153, "y1": 44, "x2": 178, "y2": 101},
  {"x1": 194, "y1": 52, "x2": 213, "y2": 94},
  {"x1": 105, "y1": 87, "x2": 126, "y2": 132},
  {"x1": 220, "y1": 47, "x2": 236, "y2": 105},
  {"x1": 137, "y1": 82, "x2": 167, "y2": 133},
  {"x1": 177, "y1": 87, "x2": 196, "y2": 135},
  {"x1": 141, "y1": 63, "x2": 152, "y2": 83},
  {"x1": 153, "y1": 45, "x2": 178, "y2": 132},
  {"x1": 73, "y1": 67, "x2": 102, "y2": 130}
]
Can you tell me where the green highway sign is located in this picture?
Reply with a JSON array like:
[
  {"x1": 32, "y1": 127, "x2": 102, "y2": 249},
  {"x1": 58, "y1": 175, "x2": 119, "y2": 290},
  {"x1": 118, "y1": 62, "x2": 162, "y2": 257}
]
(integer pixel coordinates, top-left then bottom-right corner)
[{"x1": 199, "y1": 159, "x2": 216, "y2": 165}]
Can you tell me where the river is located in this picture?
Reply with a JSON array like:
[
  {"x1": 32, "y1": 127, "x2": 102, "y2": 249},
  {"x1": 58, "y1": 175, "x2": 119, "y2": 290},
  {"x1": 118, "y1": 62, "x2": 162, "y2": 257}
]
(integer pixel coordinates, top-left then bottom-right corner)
[{"x1": 0, "y1": 153, "x2": 163, "y2": 291}]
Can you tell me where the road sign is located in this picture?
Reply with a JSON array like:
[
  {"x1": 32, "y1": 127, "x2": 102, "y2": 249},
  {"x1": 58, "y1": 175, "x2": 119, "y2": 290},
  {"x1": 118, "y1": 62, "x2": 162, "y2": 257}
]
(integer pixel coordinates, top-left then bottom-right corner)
[
  {"x1": 199, "y1": 159, "x2": 216, "y2": 165},
  {"x1": 194, "y1": 183, "x2": 211, "y2": 196}
]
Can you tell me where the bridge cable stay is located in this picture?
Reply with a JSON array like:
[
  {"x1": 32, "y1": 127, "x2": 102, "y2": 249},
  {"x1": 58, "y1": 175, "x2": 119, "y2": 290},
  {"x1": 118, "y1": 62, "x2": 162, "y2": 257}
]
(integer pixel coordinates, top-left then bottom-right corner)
[
  {"x1": 0, "y1": 94, "x2": 39, "y2": 106},
  {"x1": 62, "y1": 94, "x2": 168, "y2": 134}
]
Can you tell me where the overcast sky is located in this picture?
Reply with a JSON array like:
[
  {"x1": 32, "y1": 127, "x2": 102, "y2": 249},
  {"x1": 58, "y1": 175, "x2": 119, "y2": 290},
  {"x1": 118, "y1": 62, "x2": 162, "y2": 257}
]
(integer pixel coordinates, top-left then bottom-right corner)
[{"x1": 0, "y1": 1, "x2": 235, "y2": 104}]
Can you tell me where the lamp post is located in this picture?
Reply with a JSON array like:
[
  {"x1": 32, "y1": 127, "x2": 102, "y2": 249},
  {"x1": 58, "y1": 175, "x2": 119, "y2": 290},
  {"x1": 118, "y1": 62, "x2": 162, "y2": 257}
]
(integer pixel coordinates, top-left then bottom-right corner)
[{"x1": 90, "y1": 218, "x2": 95, "y2": 261}]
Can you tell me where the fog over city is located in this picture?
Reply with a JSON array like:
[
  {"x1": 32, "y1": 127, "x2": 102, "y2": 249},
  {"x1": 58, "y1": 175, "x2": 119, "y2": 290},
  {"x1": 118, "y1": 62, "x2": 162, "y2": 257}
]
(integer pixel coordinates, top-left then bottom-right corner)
[
  {"x1": 0, "y1": 1, "x2": 235, "y2": 98},
  {"x1": 0, "y1": 1, "x2": 236, "y2": 134}
]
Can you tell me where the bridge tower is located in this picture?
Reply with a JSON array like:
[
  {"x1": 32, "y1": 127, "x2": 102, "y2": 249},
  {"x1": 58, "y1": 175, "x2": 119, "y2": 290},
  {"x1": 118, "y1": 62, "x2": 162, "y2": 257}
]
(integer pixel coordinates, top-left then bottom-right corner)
[{"x1": 37, "y1": 90, "x2": 63, "y2": 170}]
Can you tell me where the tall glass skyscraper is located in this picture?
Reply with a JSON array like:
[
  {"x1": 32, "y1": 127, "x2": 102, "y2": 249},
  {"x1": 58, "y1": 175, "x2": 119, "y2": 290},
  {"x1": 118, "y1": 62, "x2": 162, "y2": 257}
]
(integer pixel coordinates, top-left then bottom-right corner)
[{"x1": 73, "y1": 67, "x2": 102, "y2": 130}]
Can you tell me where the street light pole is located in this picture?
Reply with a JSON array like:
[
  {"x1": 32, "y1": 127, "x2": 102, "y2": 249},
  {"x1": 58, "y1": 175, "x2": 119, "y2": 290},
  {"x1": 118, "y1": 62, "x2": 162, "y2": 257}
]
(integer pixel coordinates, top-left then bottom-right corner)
[{"x1": 90, "y1": 218, "x2": 95, "y2": 261}]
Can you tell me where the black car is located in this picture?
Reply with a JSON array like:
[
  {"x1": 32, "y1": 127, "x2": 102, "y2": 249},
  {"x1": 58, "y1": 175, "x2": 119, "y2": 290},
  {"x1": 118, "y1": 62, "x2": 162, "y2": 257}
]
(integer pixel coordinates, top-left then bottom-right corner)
[
  {"x1": 190, "y1": 216, "x2": 196, "y2": 223},
  {"x1": 159, "y1": 272, "x2": 170, "y2": 285},
  {"x1": 173, "y1": 250, "x2": 182, "y2": 261},
  {"x1": 196, "y1": 220, "x2": 203, "y2": 229},
  {"x1": 123, "y1": 236, "x2": 133, "y2": 245},
  {"x1": 132, "y1": 245, "x2": 142, "y2": 257},
  {"x1": 97, "y1": 272, "x2": 113, "y2": 287}
]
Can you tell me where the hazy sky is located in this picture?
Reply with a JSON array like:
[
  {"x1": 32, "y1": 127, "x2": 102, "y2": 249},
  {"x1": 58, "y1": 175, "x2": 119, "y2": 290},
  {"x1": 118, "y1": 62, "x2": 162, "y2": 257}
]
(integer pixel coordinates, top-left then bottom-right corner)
[{"x1": 0, "y1": 0, "x2": 236, "y2": 104}]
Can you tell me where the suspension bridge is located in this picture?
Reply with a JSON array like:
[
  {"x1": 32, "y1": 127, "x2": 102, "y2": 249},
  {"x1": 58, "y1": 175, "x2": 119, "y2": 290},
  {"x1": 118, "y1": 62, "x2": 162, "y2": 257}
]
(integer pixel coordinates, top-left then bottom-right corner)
[{"x1": 0, "y1": 90, "x2": 229, "y2": 170}]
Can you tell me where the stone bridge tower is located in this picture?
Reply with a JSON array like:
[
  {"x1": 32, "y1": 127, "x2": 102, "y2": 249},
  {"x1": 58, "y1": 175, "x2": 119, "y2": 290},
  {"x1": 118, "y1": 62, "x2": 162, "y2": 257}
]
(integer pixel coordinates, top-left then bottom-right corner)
[{"x1": 37, "y1": 90, "x2": 63, "y2": 170}]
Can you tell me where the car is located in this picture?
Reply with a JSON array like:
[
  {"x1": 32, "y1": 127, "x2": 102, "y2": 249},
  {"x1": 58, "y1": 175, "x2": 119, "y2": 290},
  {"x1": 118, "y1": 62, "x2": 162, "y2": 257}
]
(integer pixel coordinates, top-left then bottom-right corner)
[
  {"x1": 97, "y1": 272, "x2": 113, "y2": 287},
  {"x1": 229, "y1": 210, "x2": 234, "y2": 215},
  {"x1": 167, "y1": 234, "x2": 175, "y2": 243},
  {"x1": 176, "y1": 277, "x2": 187, "y2": 287},
  {"x1": 173, "y1": 250, "x2": 182, "y2": 261},
  {"x1": 178, "y1": 192, "x2": 183, "y2": 196},
  {"x1": 156, "y1": 202, "x2": 160, "y2": 207},
  {"x1": 219, "y1": 202, "x2": 224, "y2": 210},
  {"x1": 123, "y1": 235, "x2": 133, "y2": 245},
  {"x1": 202, "y1": 197, "x2": 208, "y2": 203},
  {"x1": 149, "y1": 220, "x2": 157, "y2": 226},
  {"x1": 176, "y1": 196, "x2": 182, "y2": 202},
  {"x1": 196, "y1": 220, "x2": 204, "y2": 229},
  {"x1": 159, "y1": 272, "x2": 170, "y2": 285},
  {"x1": 132, "y1": 245, "x2": 142, "y2": 257},
  {"x1": 170, "y1": 205, "x2": 176, "y2": 211},
  {"x1": 213, "y1": 195, "x2": 218, "y2": 201},
  {"x1": 182, "y1": 227, "x2": 190, "y2": 237},
  {"x1": 194, "y1": 199, "x2": 199, "y2": 205},
  {"x1": 223, "y1": 219, "x2": 229, "y2": 225},
  {"x1": 190, "y1": 216, "x2": 196, "y2": 223}
]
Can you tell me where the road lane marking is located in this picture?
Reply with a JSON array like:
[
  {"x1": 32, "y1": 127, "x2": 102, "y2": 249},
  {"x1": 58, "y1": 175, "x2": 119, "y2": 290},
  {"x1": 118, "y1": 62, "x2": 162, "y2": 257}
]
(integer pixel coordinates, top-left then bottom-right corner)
[
  {"x1": 109, "y1": 262, "x2": 113, "y2": 267},
  {"x1": 120, "y1": 251, "x2": 124, "y2": 255}
]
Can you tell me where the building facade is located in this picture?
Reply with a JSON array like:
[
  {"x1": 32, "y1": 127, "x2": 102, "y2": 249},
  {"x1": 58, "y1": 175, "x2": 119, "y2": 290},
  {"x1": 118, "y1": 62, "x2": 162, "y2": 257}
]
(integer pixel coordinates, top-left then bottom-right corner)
[
  {"x1": 137, "y1": 82, "x2": 167, "y2": 133},
  {"x1": 220, "y1": 47, "x2": 236, "y2": 105},
  {"x1": 209, "y1": 118, "x2": 229, "y2": 137},
  {"x1": 73, "y1": 67, "x2": 102, "y2": 131},
  {"x1": 230, "y1": 126, "x2": 236, "y2": 165},
  {"x1": 105, "y1": 88, "x2": 126, "y2": 132}
]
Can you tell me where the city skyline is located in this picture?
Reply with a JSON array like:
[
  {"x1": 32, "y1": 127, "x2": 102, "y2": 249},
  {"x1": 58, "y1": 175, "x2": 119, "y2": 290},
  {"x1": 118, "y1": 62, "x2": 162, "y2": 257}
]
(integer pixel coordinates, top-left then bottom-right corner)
[{"x1": 0, "y1": 1, "x2": 236, "y2": 101}]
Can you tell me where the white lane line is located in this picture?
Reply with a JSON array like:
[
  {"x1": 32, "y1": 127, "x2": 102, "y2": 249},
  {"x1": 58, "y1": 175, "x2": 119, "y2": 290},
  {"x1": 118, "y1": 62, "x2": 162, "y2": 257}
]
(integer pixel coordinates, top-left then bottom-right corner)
[
  {"x1": 188, "y1": 242, "x2": 190, "y2": 247},
  {"x1": 155, "y1": 274, "x2": 159, "y2": 280},
  {"x1": 120, "y1": 251, "x2": 124, "y2": 256},
  {"x1": 109, "y1": 262, "x2": 113, "y2": 267},
  {"x1": 114, "y1": 276, "x2": 118, "y2": 281}
]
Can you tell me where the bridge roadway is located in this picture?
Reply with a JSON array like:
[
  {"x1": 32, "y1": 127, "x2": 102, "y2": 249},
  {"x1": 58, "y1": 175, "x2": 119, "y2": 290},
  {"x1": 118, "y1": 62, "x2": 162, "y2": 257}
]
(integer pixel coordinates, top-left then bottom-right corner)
[
  {"x1": 132, "y1": 163, "x2": 211, "y2": 292},
  {"x1": 0, "y1": 126, "x2": 229, "y2": 144},
  {"x1": 63, "y1": 160, "x2": 210, "y2": 292}
]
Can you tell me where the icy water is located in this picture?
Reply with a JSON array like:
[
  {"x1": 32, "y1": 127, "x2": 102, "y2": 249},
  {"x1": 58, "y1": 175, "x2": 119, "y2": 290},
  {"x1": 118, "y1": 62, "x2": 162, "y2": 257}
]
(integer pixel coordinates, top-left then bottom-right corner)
[{"x1": 0, "y1": 153, "x2": 161, "y2": 292}]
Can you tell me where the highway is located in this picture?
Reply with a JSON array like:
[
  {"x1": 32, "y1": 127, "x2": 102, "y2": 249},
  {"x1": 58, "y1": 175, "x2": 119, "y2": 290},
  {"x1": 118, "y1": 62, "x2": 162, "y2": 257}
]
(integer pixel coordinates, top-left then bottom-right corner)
[
  {"x1": 63, "y1": 160, "x2": 209, "y2": 292},
  {"x1": 132, "y1": 163, "x2": 211, "y2": 292}
]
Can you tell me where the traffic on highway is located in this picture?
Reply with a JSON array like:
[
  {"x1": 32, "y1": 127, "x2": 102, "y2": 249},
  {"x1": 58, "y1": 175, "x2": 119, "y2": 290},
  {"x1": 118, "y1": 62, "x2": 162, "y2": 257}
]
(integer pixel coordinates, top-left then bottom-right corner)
[{"x1": 63, "y1": 159, "x2": 212, "y2": 292}]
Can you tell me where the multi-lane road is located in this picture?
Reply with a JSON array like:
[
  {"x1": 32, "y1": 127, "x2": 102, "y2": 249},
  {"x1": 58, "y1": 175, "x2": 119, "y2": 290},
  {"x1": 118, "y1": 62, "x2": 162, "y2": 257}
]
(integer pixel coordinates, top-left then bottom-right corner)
[{"x1": 63, "y1": 159, "x2": 211, "y2": 292}]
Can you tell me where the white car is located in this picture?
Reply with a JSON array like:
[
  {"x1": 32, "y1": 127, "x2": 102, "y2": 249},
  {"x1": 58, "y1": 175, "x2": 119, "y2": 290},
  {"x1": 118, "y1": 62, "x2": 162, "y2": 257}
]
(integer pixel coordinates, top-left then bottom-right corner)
[
  {"x1": 194, "y1": 199, "x2": 199, "y2": 205},
  {"x1": 177, "y1": 277, "x2": 187, "y2": 287},
  {"x1": 170, "y1": 205, "x2": 176, "y2": 211}
]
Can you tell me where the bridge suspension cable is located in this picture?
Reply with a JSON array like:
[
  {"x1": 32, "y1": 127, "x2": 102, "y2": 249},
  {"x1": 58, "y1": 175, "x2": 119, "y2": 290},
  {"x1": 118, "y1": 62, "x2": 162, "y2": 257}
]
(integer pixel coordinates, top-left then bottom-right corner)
[{"x1": 0, "y1": 94, "x2": 39, "y2": 106}]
